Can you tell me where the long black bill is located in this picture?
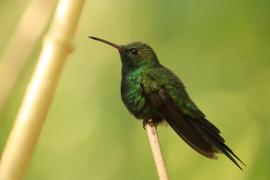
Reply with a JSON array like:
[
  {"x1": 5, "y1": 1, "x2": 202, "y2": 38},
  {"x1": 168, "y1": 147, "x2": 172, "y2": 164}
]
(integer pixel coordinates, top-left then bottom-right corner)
[{"x1": 88, "y1": 36, "x2": 122, "y2": 51}]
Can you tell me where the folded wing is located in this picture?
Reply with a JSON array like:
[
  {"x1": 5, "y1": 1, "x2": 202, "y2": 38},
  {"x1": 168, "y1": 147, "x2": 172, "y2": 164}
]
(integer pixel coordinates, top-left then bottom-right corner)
[{"x1": 140, "y1": 67, "x2": 244, "y2": 169}]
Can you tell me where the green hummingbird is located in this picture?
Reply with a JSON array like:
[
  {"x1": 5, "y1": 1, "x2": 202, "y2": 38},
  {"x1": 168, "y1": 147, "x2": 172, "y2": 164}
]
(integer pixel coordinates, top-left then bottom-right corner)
[{"x1": 89, "y1": 36, "x2": 244, "y2": 170}]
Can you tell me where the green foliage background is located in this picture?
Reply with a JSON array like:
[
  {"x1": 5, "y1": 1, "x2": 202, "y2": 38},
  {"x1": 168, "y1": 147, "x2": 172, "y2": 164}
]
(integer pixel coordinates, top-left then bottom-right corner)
[{"x1": 0, "y1": 0, "x2": 269, "y2": 179}]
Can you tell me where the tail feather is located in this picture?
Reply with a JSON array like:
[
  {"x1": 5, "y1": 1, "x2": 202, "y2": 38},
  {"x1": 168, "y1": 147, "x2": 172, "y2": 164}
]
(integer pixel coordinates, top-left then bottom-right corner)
[
  {"x1": 159, "y1": 102, "x2": 244, "y2": 169},
  {"x1": 195, "y1": 119, "x2": 245, "y2": 165},
  {"x1": 160, "y1": 103, "x2": 218, "y2": 158},
  {"x1": 188, "y1": 117, "x2": 244, "y2": 170}
]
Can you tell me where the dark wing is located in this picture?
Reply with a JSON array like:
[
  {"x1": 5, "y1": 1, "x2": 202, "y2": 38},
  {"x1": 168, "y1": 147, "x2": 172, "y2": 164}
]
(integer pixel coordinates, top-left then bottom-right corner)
[{"x1": 140, "y1": 67, "x2": 244, "y2": 169}]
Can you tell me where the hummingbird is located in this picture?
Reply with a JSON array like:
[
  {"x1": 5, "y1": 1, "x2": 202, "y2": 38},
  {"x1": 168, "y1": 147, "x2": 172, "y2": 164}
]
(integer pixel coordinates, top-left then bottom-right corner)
[{"x1": 89, "y1": 36, "x2": 244, "y2": 170}]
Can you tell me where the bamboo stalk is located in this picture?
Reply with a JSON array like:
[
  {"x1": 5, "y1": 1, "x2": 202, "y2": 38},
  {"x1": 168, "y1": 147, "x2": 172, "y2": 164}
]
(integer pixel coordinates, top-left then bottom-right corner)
[
  {"x1": 146, "y1": 122, "x2": 169, "y2": 180},
  {"x1": 0, "y1": 0, "x2": 57, "y2": 110},
  {"x1": 0, "y1": 0, "x2": 85, "y2": 179}
]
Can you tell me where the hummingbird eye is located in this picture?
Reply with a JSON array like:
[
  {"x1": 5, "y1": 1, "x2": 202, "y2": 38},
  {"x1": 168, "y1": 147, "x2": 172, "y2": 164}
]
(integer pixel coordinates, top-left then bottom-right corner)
[{"x1": 130, "y1": 48, "x2": 138, "y2": 55}]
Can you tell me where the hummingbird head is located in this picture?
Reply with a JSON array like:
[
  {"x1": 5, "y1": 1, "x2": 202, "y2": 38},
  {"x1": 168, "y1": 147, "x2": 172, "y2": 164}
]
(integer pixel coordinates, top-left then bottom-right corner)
[{"x1": 89, "y1": 36, "x2": 159, "y2": 70}]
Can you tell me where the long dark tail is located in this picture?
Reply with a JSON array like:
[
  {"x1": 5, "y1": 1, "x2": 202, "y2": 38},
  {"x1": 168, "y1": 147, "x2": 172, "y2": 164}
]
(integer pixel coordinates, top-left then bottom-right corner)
[{"x1": 159, "y1": 102, "x2": 245, "y2": 170}]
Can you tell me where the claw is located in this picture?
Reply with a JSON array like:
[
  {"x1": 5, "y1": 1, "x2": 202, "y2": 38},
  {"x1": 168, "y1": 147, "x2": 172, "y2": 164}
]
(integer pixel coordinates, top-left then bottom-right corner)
[
  {"x1": 143, "y1": 119, "x2": 148, "y2": 129},
  {"x1": 143, "y1": 119, "x2": 157, "y2": 129}
]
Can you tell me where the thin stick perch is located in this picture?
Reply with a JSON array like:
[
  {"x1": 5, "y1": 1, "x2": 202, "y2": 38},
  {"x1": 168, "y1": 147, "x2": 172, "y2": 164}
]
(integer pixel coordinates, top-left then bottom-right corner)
[
  {"x1": 0, "y1": 0, "x2": 85, "y2": 179},
  {"x1": 146, "y1": 122, "x2": 169, "y2": 180}
]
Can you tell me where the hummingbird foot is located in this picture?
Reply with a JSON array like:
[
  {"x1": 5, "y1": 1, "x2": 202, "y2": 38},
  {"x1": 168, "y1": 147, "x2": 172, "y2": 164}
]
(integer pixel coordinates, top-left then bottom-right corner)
[{"x1": 143, "y1": 119, "x2": 158, "y2": 129}]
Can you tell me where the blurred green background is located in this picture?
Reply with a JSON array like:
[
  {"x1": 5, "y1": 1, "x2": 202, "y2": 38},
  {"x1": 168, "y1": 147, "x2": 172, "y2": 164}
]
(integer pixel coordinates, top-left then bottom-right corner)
[{"x1": 0, "y1": 0, "x2": 270, "y2": 179}]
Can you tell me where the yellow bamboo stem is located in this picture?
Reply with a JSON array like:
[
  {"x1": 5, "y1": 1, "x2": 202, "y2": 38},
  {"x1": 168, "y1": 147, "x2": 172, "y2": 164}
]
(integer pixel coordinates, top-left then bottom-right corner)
[
  {"x1": 0, "y1": 0, "x2": 85, "y2": 179},
  {"x1": 146, "y1": 123, "x2": 169, "y2": 180},
  {"x1": 0, "y1": 0, "x2": 57, "y2": 110}
]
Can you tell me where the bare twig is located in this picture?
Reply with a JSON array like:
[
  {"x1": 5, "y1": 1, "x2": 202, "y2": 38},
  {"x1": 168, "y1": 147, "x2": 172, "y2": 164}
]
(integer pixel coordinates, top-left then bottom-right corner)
[
  {"x1": 146, "y1": 122, "x2": 169, "y2": 180},
  {"x1": 0, "y1": 0, "x2": 57, "y2": 110},
  {"x1": 0, "y1": 0, "x2": 85, "y2": 179}
]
